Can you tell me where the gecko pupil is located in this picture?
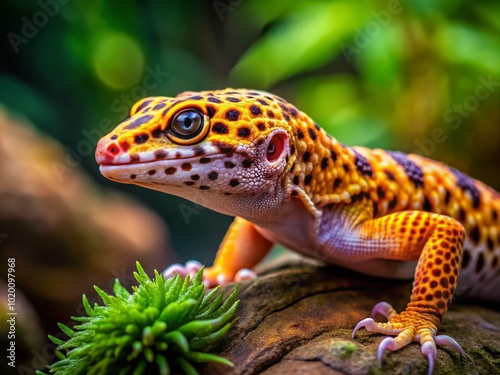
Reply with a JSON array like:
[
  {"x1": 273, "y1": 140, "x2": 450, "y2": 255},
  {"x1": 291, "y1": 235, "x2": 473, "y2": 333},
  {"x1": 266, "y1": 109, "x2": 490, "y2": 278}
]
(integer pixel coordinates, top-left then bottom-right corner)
[{"x1": 170, "y1": 109, "x2": 203, "y2": 138}]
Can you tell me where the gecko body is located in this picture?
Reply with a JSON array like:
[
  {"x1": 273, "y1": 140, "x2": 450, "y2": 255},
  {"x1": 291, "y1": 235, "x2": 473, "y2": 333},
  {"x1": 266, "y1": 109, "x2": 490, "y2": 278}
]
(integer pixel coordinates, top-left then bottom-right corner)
[{"x1": 95, "y1": 88, "x2": 500, "y2": 374}]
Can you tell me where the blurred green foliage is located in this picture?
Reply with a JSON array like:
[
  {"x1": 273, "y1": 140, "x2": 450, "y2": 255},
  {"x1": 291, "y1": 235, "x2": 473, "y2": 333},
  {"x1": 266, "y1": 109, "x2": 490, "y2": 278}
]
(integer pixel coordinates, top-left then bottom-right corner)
[{"x1": 1, "y1": 0, "x2": 499, "y2": 263}]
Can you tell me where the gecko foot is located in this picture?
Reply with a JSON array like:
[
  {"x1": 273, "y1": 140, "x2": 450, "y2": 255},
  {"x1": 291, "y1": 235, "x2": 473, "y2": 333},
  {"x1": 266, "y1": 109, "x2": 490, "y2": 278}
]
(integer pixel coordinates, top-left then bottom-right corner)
[
  {"x1": 352, "y1": 302, "x2": 465, "y2": 375},
  {"x1": 163, "y1": 261, "x2": 256, "y2": 287}
]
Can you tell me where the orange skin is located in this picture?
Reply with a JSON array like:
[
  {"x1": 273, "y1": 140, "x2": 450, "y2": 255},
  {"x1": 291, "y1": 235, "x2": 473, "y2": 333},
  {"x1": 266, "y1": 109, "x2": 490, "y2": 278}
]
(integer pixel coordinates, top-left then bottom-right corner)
[{"x1": 96, "y1": 89, "x2": 500, "y2": 374}]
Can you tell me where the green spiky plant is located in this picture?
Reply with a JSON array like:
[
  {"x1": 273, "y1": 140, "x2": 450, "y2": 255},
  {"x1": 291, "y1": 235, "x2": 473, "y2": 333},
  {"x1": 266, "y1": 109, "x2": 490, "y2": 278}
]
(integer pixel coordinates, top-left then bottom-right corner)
[{"x1": 37, "y1": 262, "x2": 239, "y2": 375}]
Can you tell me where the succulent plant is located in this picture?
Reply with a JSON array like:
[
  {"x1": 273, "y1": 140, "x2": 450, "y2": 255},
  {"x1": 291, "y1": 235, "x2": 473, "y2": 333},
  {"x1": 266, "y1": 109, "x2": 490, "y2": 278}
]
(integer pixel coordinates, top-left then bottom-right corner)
[{"x1": 37, "y1": 262, "x2": 239, "y2": 375}]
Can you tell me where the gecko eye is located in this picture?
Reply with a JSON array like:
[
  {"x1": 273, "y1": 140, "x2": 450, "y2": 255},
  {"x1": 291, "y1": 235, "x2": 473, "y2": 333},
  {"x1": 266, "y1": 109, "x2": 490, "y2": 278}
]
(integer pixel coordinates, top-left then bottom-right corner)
[{"x1": 167, "y1": 109, "x2": 209, "y2": 144}]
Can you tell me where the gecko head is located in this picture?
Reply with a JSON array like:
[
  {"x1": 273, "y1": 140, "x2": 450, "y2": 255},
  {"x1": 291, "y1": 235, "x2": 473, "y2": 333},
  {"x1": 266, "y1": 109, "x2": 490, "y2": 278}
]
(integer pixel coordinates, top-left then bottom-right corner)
[{"x1": 95, "y1": 88, "x2": 300, "y2": 215}]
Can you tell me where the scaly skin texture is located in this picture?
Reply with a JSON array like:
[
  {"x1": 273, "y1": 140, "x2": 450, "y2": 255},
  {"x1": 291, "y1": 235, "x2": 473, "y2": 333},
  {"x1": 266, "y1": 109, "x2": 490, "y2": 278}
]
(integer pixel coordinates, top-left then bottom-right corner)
[{"x1": 96, "y1": 88, "x2": 500, "y2": 374}]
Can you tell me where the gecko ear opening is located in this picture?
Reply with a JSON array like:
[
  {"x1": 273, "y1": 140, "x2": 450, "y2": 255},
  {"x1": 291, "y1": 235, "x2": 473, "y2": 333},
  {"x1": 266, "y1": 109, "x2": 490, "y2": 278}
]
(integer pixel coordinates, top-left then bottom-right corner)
[{"x1": 266, "y1": 132, "x2": 287, "y2": 163}]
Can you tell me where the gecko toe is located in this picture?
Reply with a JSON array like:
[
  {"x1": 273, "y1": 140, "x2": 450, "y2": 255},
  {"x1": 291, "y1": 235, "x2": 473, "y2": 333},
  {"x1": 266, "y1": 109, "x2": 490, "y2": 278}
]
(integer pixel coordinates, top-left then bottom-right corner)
[{"x1": 235, "y1": 268, "x2": 257, "y2": 281}]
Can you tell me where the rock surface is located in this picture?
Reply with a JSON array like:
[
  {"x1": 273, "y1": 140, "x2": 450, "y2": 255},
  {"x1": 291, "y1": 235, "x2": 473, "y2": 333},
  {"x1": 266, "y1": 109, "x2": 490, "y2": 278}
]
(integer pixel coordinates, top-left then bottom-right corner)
[{"x1": 204, "y1": 255, "x2": 500, "y2": 375}]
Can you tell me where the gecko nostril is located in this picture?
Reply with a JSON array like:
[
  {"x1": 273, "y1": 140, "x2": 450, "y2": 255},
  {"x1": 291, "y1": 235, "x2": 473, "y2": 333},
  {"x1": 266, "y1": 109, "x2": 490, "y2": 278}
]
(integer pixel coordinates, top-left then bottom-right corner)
[{"x1": 107, "y1": 143, "x2": 120, "y2": 155}]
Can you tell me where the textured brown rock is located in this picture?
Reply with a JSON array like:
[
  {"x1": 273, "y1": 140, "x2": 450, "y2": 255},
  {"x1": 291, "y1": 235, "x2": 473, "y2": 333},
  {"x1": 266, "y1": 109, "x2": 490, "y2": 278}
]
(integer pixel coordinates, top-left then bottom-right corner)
[
  {"x1": 204, "y1": 255, "x2": 500, "y2": 375},
  {"x1": 0, "y1": 110, "x2": 171, "y2": 374}
]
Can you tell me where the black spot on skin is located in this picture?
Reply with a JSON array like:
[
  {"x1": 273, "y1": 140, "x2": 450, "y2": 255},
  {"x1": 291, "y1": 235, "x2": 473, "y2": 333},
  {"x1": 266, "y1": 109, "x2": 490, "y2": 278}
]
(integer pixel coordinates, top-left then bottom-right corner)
[
  {"x1": 290, "y1": 145, "x2": 296, "y2": 155},
  {"x1": 213, "y1": 123, "x2": 229, "y2": 134},
  {"x1": 377, "y1": 187, "x2": 385, "y2": 199},
  {"x1": 134, "y1": 134, "x2": 149, "y2": 144},
  {"x1": 205, "y1": 105, "x2": 216, "y2": 118},
  {"x1": 153, "y1": 102, "x2": 166, "y2": 111},
  {"x1": 111, "y1": 134, "x2": 118, "y2": 140},
  {"x1": 135, "y1": 100, "x2": 152, "y2": 113},
  {"x1": 191, "y1": 174, "x2": 200, "y2": 181},
  {"x1": 229, "y1": 179, "x2": 240, "y2": 187},
  {"x1": 130, "y1": 154, "x2": 140, "y2": 162},
  {"x1": 492, "y1": 208, "x2": 498, "y2": 222},
  {"x1": 321, "y1": 158, "x2": 328, "y2": 170},
  {"x1": 225, "y1": 161, "x2": 235, "y2": 169},
  {"x1": 423, "y1": 197, "x2": 432, "y2": 212},
  {"x1": 226, "y1": 109, "x2": 240, "y2": 121},
  {"x1": 208, "y1": 171, "x2": 218, "y2": 180},
  {"x1": 242, "y1": 158, "x2": 253, "y2": 168},
  {"x1": 279, "y1": 103, "x2": 288, "y2": 113},
  {"x1": 151, "y1": 127, "x2": 162, "y2": 138},
  {"x1": 353, "y1": 150, "x2": 373, "y2": 177},
  {"x1": 181, "y1": 163, "x2": 192, "y2": 171},
  {"x1": 200, "y1": 185, "x2": 210, "y2": 190},
  {"x1": 487, "y1": 237, "x2": 494, "y2": 251},
  {"x1": 290, "y1": 108, "x2": 298, "y2": 118},
  {"x1": 199, "y1": 157, "x2": 211, "y2": 164},
  {"x1": 267, "y1": 111, "x2": 275, "y2": 118},
  {"x1": 165, "y1": 167, "x2": 177, "y2": 175},
  {"x1": 373, "y1": 202, "x2": 379, "y2": 217},
  {"x1": 227, "y1": 97, "x2": 241, "y2": 103},
  {"x1": 255, "y1": 122, "x2": 266, "y2": 131},
  {"x1": 458, "y1": 208, "x2": 466, "y2": 222},
  {"x1": 297, "y1": 130, "x2": 304, "y2": 139},
  {"x1": 302, "y1": 151, "x2": 311, "y2": 163},
  {"x1": 293, "y1": 176, "x2": 299, "y2": 185},
  {"x1": 237, "y1": 127, "x2": 251, "y2": 138},
  {"x1": 175, "y1": 152, "x2": 182, "y2": 158},
  {"x1": 476, "y1": 252, "x2": 485, "y2": 273},
  {"x1": 250, "y1": 105, "x2": 262, "y2": 116},
  {"x1": 450, "y1": 167, "x2": 481, "y2": 209},
  {"x1": 130, "y1": 174, "x2": 136, "y2": 179},
  {"x1": 155, "y1": 150, "x2": 167, "y2": 159},
  {"x1": 124, "y1": 115, "x2": 153, "y2": 130},
  {"x1": 212, "y1": 141, "x2": 234, "y2": 154},
  {"x1": 193, "y1": 147, "x2": 205, "y2": 156},
  {"x1": 470, "y1": 226, "x2": 480, "y2": 244},
  {"x1": 314, "y1": 122, "x2": 321, "y2": 131},
  {"x1": 257, "y1": 99, "x2": 268, "y2": 106},
  {"x1": 307, "y1": 127, "x2": 317, "y2": 140},
  {"x1": 304, "y1": 174, "x2": 312, "y2": 185},
  {"x1": 462, "y1": 250, "x2": 471, "y2": 268},
  {"x1": 330, "y1": 150, "x2": 337, "y2": 161},
  {"x1": 283, "y1": 112, "x2": 290, "y2": 121},
  {"x1": 184, "y1": 181, "x2": 195, "y2": 186},
  {"x1": 343, "y1": 164, "x2": 350, "y2": 172},
  {"x1": 188, "y1": 95, "x2": 203, "y2": 100},
  {"x1": 333, "y1": 178, "x2": 341, "y2": 188},
  {"x1": 387, "y1": 151, "x2": 424, "y2": 187},
  {"x1": 444, "y1": 189, "x2": 451, "y2": 205},
  {"x1": 385, "y1": 170, "x2": 395, "y2": 181},
  {"x1": 389, "y1": 197, "x2": 397, "y2": 210},
  {"x1": 208, "y1": 97, "x2": 222, "y2": 104},
  {"x1": 148, "y1": 170, "x2": 156, "y2": 175}
]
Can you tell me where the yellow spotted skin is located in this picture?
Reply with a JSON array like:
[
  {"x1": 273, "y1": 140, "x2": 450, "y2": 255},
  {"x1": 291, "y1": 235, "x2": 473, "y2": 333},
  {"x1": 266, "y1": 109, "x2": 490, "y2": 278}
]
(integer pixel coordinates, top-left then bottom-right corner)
[{"x1": 96, "y1": 88, "x2": 500, "y2": 373}]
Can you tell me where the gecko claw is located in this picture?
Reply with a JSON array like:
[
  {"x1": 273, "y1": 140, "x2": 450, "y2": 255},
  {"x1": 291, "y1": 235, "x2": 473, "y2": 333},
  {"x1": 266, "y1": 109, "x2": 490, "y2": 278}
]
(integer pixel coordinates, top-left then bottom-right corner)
[
  {"x1": 370, "y1": 301, "x2": 397, "y2": 321},
  {"x1": 435, "y1": 335, "x2": 465, "y2": 356},
  {"x1": 352, "y1": 317, "x2": 376, "y2": 338},
  {"x1": 421, "y1": 341, "x2": 437, "y2": 375},
  {"x1": 377, "y1": 336, "x2": 398, "y2": 365},
  {"x1": 163, "y1": 260, "x2": 202, "y2": 279}
]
